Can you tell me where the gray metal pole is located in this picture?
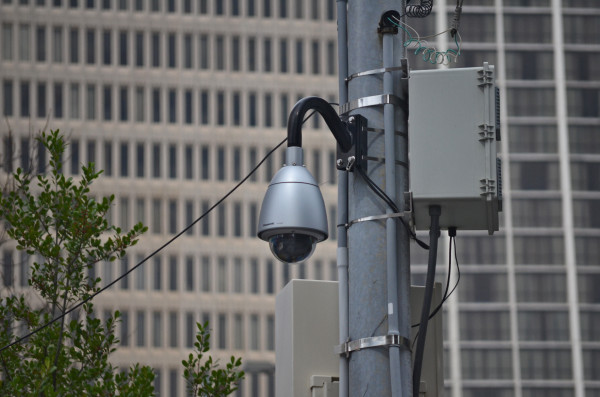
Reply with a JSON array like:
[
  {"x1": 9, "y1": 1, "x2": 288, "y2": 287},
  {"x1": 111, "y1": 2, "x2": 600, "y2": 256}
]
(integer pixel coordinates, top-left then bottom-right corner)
[
  {"x1": 336, "y1": 2, "x2": 350, "y2": 396},
  {"x1": 347, "y1": 1, "x2": 409, "y2": 396}
]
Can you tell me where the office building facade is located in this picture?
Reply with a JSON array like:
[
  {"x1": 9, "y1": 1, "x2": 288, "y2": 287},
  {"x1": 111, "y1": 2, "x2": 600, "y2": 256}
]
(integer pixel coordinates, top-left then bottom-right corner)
[{"x1": 0, "y1": 0, "x2": 598, "y2": 396}]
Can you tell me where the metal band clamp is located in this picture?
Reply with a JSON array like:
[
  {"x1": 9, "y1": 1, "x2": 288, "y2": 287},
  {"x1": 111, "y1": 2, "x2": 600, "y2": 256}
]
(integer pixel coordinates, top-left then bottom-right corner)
[
  {"x1": 346, "y1": 212, "x2": 410, "y2": 229},
  {"x1": 340, "y1": 94, "x2": 405, "y2": 115},
  {"x1": 334, "y1": 335, "x2": 411, "y2": 357}
]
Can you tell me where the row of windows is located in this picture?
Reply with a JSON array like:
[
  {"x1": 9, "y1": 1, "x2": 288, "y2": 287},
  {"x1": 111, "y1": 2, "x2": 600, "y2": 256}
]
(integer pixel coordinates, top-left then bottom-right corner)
[
  {"x1": 0, "y1": 25, "x2": 337, "y2": 76},
  {"x1": 103, "y1": 307, "x2": 275, "y2": 352},
  {"x1": 2, "y1": 135, "x2": 339, "y2": 187},
  {"x1": 4, "y1": 249, "x2": 338, "y2": 293},
  {"x1": 0, "y1": 79, "x2": 336, "y2": 129},
  {"x1": 152, "y1": 366, "x2": 273, "y2": 397},
  {"x1": 1, "y1": 0, "x2": 336, "y2": 21}
]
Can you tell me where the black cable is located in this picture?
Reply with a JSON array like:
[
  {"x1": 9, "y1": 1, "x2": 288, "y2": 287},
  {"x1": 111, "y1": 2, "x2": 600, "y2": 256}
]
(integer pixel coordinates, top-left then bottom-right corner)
[
  {"x1": 405, "y1": 0, "x2": 433, "y2": 18},
  {"x1": 355, "y1": 166, "x2": 429, "y2": 250},
  {"x1": 0, "y1": 136, "x2": 289, "y2": 354},
  {"x1": 412, "y1": 205, "x2": 441, "y2": 397},
  {"x1": 411, "y1": 228, "x2": 461, "y2": 328}
]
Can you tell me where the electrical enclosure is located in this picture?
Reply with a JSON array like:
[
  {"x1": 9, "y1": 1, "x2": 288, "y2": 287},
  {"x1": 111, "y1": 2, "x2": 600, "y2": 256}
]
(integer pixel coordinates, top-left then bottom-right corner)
[
  {"x1": 275, "y1": 280, "x2": 442, "y2": 396},
  {"x1": 408, "y1": 63, "x2": 501, "y2": 234}
]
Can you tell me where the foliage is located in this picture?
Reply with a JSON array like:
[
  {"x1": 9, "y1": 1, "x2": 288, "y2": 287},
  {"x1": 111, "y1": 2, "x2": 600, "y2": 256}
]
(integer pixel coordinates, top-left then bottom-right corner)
[
  {"x1": 0, "y1": 130, "x2": 153, "y2": 396},
  {"x1": 182, "y1": 322, "x2": 245, "y2": 397}
]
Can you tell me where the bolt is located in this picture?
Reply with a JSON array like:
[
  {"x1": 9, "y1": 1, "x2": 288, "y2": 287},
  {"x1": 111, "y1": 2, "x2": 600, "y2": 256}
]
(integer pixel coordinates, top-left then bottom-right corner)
[
  {"x1": 337, "y1": 159, "x2": 344, "y2": 167},
  {"x1": 348, "y1": 116, "x2": 355, "y2": 123}
]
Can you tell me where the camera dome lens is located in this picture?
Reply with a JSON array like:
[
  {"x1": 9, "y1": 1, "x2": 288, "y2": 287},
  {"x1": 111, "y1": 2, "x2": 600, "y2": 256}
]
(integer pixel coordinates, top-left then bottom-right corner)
[{"x1": 268, "y1": 233, "x2": 317, "y2": 263}]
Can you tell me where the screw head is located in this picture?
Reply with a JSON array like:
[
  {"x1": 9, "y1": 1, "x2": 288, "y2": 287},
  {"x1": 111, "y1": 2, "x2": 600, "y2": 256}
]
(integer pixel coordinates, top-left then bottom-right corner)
[
  {"x1": 336, "y1": 159, "x2": 344, "y2": 167},
  {"x1": 348, "y1": 116, "x2": 355, "y2": 123}
]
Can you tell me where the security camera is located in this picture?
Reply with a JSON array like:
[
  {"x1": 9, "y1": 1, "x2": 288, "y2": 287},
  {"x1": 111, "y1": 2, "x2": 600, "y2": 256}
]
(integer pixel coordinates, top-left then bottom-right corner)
[{"x1": 257, "y1": 146, "x2": 328, "y2": 263}]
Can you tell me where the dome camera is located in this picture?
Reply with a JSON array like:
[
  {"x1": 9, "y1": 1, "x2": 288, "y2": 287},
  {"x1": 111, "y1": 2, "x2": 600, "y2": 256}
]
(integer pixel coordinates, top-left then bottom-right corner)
[{"x1": 257, "y1": 147, "x2": 328, "y2": 263}]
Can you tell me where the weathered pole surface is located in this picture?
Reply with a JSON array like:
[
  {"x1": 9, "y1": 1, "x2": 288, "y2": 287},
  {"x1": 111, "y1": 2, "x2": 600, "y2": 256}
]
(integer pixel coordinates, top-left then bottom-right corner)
[{"x1": 346, "y1": 1, "x2": 410, "y2": 396}]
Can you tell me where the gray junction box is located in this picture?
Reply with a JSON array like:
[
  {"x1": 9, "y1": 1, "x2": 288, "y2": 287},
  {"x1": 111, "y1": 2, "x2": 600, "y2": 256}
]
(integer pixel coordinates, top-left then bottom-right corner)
[{"x1": 408, "y1": 63, "x2": 501, "y2": 234}]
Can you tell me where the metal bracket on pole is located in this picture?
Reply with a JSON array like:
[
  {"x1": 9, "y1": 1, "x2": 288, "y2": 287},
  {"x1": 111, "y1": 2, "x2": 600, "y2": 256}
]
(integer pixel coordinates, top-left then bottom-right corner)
[
  {"x1": 339, "y1": 94, "x2": 407, "y2": 116},
  {"x1": 345, "y1": 211, "x2": 412, "y2": 229},
  {"x1": 334, "y1": 335, "x2": 411, "y2": 358},
  {"x1": 345, "y1": 60, "x2": 408, "y2": 83},
  {"x1": 337, "y1": 114, "x2": 368, "y2": 172}
]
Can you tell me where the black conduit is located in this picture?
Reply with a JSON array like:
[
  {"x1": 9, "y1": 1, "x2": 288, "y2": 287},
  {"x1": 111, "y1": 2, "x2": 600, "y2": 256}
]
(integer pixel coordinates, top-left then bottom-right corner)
[{"x1": 413, "y1": 205, "x2": 441, "y2": 397}]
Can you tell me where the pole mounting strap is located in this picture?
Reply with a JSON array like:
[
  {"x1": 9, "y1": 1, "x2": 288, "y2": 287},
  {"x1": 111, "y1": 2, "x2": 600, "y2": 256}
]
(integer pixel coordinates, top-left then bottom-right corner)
[
  {"x1": 345, "y1": 211, "x2": 410, "y2": 229},
  {"x1": 339, "y1": 94, "x2": 406, "y2": 115},
  {"x1": 345, "y1": 59, "x2": 409, "y2": 82},
  {"x1": 334, "y1": 334, "x2": 411, "y2": 358}
]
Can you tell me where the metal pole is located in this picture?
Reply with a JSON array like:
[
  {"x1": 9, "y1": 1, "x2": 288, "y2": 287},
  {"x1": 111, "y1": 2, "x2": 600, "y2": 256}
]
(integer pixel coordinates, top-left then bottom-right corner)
[
  {"x1": 336, "y1": 2, "x2": 350, "y2": 396},
  {"x1": 347, "y1": 1, "x2": 409, "y2": 396}
]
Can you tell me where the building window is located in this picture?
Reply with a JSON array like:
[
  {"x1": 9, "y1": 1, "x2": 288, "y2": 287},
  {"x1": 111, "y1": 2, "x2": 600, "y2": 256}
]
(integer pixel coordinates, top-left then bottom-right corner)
[
  {"x1": 168, "y1": 255, "x2": 177, "y2": 290},
  {"x1": 217, "y1": 257, "x2": 227, "y2": 292},
  {"x1": 200, "y1": 145, "x2": 210, "y2": 180},
  {"x1": 279, "y1": 38, "x2": 288, "y2": 73},
  {"x1": 263, "y1": 38, "x2": 272, "y2": 72},
  {"x1": 153, "y1": 256, "x2": 162, "y2": 290},
  {"x1": 118, "y1": 30, "x2": 127, "y2": 66},
  {"x1": 168, "y1": 144, "x2": 177, "y2": 178},
  {"x1": 152, "y1": 198, "x2": 161, "y2": 233},
  {"x1": 69, "y1": 83, "x2": 80, "y2": 119},
  {"x1": 168, "y1": 311, "x2": 178, "y2": 347},
  {"x1": 218, "y1": 313, "x2": 227, "y2": 349},
  {"x1": 119, "y1": 142, "x2": 128, "y2": 177},
  {"x1": 2, "y1": 24, "x2": 13, "y2": 61},
  {"x1": 102, "y1": 29, "x2": 111, "y2": 65},
  {"x1": 120, "y1": 310, "x2": 129, "y2": 346},
  {"x1": 263, "y1": 93, "x2": 272, "y2": 127},
  {"x1": 250, "y1": 258, "x2": 259, "y2": 294},
  {"x1": 136, "y1": 142, "x2": 144, "y2": 178},
  {"x1": 135, "y1": 86, "x2": 144, "y2": 122},
  {"x1": 152, "y1": 88, "x2": 160, "y2": 122},
  {"x1": 167, "y1": 32, "x2": 176, "y2": 68},
  {"x1": 54, "y1": 82, "x2": 63, "y2": 118},
  {"x1": 135, "y1": 31, "x2": 144, "y2": 67},
  {"x1": 70, "y1": 139, "x2": 79, "y2": 175},
  {"x1": 168, "y1": 199, "x2": 177, "y2": 234},
  {"x1": 185, "y1": 312, "x2": 194, "y2": 347},
  {"x1": 184, "y1": 89, "x2": 192, "y2": 124},
  {"x1": 36, "y1": 25, "x2": 46, "y2": 62},
  {"x1": 102, "y1": 84, "x2": 111, "y2": 120},
  {"x1": 215, "y1": 35, "x2": 225, "y2": 70},
  {"x1": 231, "y1": 35, "x2": 240, "y2": 71},
  {"x1": 294, "y1": 0, "x2": 302, "y2": 18},
  {"x1": 234, "y1": 313, "x2": 244, "y2": 349},
  {"x1": 119, "y1": 86, "x2": 128, "y2": 121},
  {"x1": 37, "y1": 82, "x2": 46, "y2": 118},
  {"x1": 20, "y1": 24, "x2": 31, "y2": 61},
  {"x1": 295, "y1": 39, "x2": 303, "y2": 74},
  {"x1": 311, "y1": 39, "x2": 319, "y2": 74},
  {"x1": 250, "y1": 314, "x2": 259, "y2": 350},
  {"x1": 52, "y1": 26, "x2": 63, "y2": 63},
  {"x1": 86, "y1": 84, "x2": 96, "y2": 119},
  {"x1": 278, "y1": 0, "x2": 286, "y2": 18},
  {"x1": 327, "y1": 40, "x2": 335, "y2": 75},
  {"x1": 232, "y1": 92, "x2": 241, "y2": 126},
  {"x1": 199, "y1": 34, "x2": 209, "y2": 69},
  {"x1": 20, "y1": 81, "x2": 30, "y2": 117},
  {"x1": 185, "y1": 256, "x2": 194, "y2": 291},
  {"x1": 86, "y1": 28, "x2": 95, "y2": 64},
  {"x1": 68, "y1": 27, "x2": 79, "y2": 64},
  {"x1": 183, "y1": 0, "x2": 191, "y2": 12},
  {"x1": 217, "y1": 204, "x2": 226, "y2": 236},
  {"x1": 266, "y1": 314, "x2": 274, "y2": 350},
  {"x1": 201, "y1": 201, "x2": 210, "y2": 236},
  {"x1": 151, "y1": 32, "x2": 160, "y2": 67},
  {"x1": 201, "y1": 256, "x2": 211, "y2": 292},
  {"x1": 233, "y1": 258, "x2": 243, "y2": 293},
  {"x1": 136, "y1": 311, "x2": 146, "y2": 347},
  {"x1": 247, "y1": 37, "x2": 256, "y2": 71},
  {"x1": 216, "y1": 91, "x2": 225, "y2": 125},
  {"x1": 184, "y1": 146, "x2": 193, "y2": 179},
  {"x1": 151, "y1": 311, "x2": 162, "y2": 348},
  {"x1": 233, "y1": 202, "x2": 242, "y2": 237},
  {"x1": 183, "y1": 33, "x2": 193, "y2": 69},
  {"x1": 168, "y1": 88, "x2": 176, "y2": 123}
]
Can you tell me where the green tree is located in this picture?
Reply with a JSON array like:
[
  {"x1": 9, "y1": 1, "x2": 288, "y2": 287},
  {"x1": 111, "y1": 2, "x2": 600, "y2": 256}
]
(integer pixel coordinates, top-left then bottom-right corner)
[
  {"x1": 182, "y1": 322, "x2": 244, "y2": 397},
  {"x1": 0, "y1": 130, "x2": 244, "y2": 396},
  {"x1": 0, "y1": 130, "x2": 152, "y2": 395}
]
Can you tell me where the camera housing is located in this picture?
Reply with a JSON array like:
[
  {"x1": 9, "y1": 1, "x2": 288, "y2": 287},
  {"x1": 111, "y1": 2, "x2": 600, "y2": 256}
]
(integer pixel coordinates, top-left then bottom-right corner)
[{"x1": 257, "y1": 147, "x2": 328, "y2": 263}]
